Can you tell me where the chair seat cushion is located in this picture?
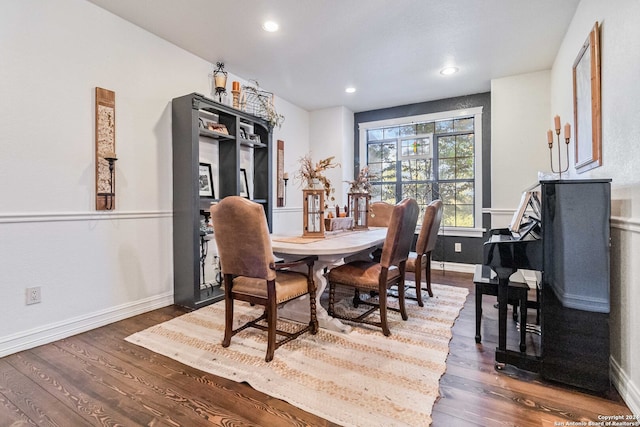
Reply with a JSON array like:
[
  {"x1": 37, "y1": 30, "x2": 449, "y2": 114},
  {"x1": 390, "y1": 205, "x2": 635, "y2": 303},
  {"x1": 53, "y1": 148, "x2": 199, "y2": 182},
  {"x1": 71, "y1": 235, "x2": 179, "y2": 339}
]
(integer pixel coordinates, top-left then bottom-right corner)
[
  {"x1": 232, "y1": 270, "x2": 310, "y2": 303},
  {"x1": 405, "y1": 251, "x2": 427, "y2": 272},
  {"x1": 328, "y1": 260, "x2": 400, "y2": 290}
]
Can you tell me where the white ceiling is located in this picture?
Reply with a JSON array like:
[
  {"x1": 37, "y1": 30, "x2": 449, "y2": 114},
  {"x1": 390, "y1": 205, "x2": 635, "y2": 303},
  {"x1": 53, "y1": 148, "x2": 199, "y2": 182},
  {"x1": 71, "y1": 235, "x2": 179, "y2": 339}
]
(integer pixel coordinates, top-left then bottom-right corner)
[{"x1": 86, "y1": 0, "x2": 580, "y2": 113}]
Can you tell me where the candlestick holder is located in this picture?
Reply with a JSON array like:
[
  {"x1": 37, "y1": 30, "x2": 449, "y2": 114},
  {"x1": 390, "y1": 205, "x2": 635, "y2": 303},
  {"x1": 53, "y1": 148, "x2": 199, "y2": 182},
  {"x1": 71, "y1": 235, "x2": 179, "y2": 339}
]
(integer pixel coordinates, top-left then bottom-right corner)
[
  {"x1": 549, "y1": 129, "x2": 570, "y2": 179},
  {"x1": 232, "y1": 89, "x2": 241, "y2": 109}
]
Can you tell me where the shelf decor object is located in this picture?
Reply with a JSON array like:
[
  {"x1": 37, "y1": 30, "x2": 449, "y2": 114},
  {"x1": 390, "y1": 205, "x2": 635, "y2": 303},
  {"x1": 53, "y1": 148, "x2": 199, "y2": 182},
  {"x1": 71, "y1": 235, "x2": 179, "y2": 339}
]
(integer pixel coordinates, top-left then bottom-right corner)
[
  {"x1": 303, "y1": 189, "x2": 325, "y2": 238},
  {"x1": 95, "y1": 87, "x2": 117, "y2": 210},
  {"x1": 212, "y1": 62, "x2": 227, "y2": 102},
  {"x1": 573, "y1": 21, "x2": 602, "y2": 173},
  {"x1": 348, "y1": 192, "x2": 370, "y2": 230},
  {"x1": 242, "y1": 80, "x2": 285, "y2": 128}
]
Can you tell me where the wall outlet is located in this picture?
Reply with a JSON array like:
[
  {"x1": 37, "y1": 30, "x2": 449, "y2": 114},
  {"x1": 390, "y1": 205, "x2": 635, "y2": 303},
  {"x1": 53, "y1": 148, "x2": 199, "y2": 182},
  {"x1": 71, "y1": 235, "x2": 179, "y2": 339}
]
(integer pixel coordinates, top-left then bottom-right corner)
[
  {"x1": 454, "y1": 242, "x2": 462, "y2": 253},
  {"x1": 26, "y1": 286, "x2": 41, "y2": 305}
]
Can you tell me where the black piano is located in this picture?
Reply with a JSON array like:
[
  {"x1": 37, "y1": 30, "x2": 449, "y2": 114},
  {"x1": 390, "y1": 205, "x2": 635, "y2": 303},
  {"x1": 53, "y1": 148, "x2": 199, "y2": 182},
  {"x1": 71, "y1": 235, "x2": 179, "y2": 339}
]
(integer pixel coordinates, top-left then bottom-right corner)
[{"x1": 482, "y1": 179, "x2": 611, "y2": 393}]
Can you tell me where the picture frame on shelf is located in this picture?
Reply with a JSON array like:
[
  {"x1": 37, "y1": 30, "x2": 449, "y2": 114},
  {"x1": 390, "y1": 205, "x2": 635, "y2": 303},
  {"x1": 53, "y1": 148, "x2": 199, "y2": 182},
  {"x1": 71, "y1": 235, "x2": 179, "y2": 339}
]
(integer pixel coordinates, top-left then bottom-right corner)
[
  {"x1": 199, "y1": 163, "x2": 214, "y2": 198},
  {"x1": 573, "y1": 21, "x2": 602, "y2": 173},
  {"x1": 248, "y1": 133, "x2": 261, "y2": 144},
  {"x1": 239, "y1": 127, "x2": 247, "y2": 139},
  {"x1": 240, "y1": 168, "x2": 250, "y2": 198}
]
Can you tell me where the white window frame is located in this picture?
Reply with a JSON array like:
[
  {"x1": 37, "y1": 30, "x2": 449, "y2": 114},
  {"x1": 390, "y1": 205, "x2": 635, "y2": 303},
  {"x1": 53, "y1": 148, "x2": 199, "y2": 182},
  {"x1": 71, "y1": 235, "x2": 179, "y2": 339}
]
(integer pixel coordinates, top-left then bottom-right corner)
[{"x1": 358, "y1": 107, "x2": 484, "y2": 238}]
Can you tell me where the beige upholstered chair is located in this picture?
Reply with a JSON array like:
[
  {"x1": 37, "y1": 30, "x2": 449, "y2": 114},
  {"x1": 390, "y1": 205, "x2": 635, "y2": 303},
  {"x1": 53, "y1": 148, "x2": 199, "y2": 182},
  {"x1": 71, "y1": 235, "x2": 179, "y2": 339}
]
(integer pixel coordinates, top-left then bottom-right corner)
[
  {"x1": 368, "y1": 201, "x2": 395, "y2": 227},
  {"x1": 211, "y1": 196, "x2": 318, "y2": 362},
  {"x1": 327, "y1": 198, "x2": 419, "y2": 336},
  {"x1": 405, "y1": 199, "x2": 443, "y2": 306}
]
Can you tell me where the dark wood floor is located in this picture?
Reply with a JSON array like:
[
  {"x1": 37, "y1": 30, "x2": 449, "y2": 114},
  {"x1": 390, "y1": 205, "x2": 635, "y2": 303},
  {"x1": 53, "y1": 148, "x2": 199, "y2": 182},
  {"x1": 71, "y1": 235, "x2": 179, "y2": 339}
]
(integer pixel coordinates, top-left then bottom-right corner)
[{"x1": 0, "y1": 271, "x2": 631, "y2": 426}]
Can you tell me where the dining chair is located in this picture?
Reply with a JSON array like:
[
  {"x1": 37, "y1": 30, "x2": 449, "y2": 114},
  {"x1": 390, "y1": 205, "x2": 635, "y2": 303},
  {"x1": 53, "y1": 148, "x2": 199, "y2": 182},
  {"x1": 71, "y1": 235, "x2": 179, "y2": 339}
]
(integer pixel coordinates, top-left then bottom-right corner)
[
  {"x1": 211, "y1": 196, "x2": 318, "y2": 362},
  {"x1": 327, "y1": 198, "x2": 419, "y2": 336},
  {"x1": 368, "y1": 201, "x2": 395, "y2": 227},
  {"x1": 405, "y1": 199, "x2": 443, "y2": 306}
]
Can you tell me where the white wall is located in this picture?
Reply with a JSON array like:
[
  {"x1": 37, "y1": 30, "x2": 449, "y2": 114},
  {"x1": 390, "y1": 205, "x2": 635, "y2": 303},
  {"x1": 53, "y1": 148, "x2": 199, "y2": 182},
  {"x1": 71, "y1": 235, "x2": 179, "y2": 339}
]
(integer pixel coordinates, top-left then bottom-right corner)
[
  {"x1": 549, "y1": 0, "x2": 640, "y2": 415},
  {"x1": 0, "y1": 0, "x2": 310, "y2": 356},
  {"x1": 490, "y1": 71, "x2": 551, "y2": 228}
]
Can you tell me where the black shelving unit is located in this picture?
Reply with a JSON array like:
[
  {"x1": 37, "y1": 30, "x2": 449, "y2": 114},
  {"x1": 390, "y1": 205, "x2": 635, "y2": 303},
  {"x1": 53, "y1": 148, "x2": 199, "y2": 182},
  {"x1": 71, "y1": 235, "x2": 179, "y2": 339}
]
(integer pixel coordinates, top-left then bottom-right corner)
[{"x1": 172, "y1": 93, "x2": 272, "y2": 308}]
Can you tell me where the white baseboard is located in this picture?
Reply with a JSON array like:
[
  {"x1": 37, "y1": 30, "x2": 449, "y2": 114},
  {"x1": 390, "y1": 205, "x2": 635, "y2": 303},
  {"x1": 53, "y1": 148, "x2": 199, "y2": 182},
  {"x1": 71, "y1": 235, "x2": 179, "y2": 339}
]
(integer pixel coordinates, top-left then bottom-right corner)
[
  {"x1": 0, "y1": 292, "x2": 174, "y2": 358},
  {"x1": 610, "y1": 357, "x2": 640, "y2": 417},
  {"x1": 431, "y1": 261, "x2": 475, "y2": 274}
]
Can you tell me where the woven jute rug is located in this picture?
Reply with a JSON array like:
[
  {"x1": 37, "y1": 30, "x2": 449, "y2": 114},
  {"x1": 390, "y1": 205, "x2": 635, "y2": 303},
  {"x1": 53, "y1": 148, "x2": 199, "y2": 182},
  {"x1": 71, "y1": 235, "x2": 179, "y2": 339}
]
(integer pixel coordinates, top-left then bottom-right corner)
[{"x1": 126, "y1": 282, "x2": 468, "y2": 427}]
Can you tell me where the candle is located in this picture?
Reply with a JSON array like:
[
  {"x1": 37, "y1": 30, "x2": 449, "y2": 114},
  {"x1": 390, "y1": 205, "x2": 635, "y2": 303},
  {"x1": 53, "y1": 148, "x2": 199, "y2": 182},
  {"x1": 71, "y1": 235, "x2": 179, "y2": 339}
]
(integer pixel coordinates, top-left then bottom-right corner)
[
  {"x1": 283, "y1": 172, "x2": 289, "y2": 180},
  {"x1": 547, "y1": 129, "x2": 553, "y2": 147},
  {"x1": 554, "y1": 115, "x2": 561, "y2": 132},
  {"x1": 564, "y1": 123, "x2": 571, "y2": 139},
  {"x1": 232, "y1": 81, "x2": 240, "y2": 91}
]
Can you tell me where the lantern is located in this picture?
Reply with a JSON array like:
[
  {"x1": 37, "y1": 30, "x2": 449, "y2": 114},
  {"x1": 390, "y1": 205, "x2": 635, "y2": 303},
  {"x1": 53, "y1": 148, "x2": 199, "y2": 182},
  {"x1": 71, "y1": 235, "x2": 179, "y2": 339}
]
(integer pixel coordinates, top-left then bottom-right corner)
[
  {"x1": 302, "y1": 189, "x2": 325, "y2": 238},
  {"x1": 348, "y1": 192, "x2": 370, "y2": 230}
]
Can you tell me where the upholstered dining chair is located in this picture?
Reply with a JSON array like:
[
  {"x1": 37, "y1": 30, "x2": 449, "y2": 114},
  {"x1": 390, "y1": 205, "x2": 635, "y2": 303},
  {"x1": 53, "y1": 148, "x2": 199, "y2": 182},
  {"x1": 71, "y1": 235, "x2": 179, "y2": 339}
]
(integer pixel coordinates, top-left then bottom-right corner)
[
  {"x1": 211, "y1": 196, "x2": 318, "y2": 362},
  {"x1": 327, "y1": 198, "x2": 419, "y2": 336},
  {"x1": 368, "y1": 201, "x2": 395, "y2": 227},
  {"x1": 405, "y1": 199, "x2": 443, "y2": 306}
]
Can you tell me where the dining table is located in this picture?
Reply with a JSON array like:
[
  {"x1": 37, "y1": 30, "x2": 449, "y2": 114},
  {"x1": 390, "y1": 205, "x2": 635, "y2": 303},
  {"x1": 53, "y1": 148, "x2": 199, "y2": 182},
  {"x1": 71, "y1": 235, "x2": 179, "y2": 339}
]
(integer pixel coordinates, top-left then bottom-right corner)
[{"x1": 271, "y1": 227, "x2": 388, "y2": 333}]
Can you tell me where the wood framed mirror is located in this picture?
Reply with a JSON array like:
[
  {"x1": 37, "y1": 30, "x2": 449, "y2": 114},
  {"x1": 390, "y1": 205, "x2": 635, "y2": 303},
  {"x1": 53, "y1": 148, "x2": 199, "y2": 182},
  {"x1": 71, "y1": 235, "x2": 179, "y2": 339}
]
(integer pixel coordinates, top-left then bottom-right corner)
[{"x1": 572, "y1": 21, "x2": 602, "y2": 173}]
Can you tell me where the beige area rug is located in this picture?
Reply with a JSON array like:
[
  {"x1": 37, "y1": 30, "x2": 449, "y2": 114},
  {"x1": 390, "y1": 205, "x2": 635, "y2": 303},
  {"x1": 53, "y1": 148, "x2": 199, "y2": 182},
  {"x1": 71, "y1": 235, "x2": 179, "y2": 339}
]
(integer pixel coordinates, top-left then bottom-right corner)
[{"x1": 126, "y1": 282, "x2": 468, "y2": 427}]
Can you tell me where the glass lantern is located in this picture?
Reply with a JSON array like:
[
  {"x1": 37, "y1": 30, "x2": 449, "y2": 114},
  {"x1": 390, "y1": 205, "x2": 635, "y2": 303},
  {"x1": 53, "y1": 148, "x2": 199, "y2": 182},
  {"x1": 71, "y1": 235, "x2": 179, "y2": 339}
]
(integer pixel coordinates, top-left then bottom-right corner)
[
  {"x1": 302, "y1": 189, "x2": 325, "y2": 238},
  {"x1": 348, "y1": 192, "x2": 370, "y2": 230}
]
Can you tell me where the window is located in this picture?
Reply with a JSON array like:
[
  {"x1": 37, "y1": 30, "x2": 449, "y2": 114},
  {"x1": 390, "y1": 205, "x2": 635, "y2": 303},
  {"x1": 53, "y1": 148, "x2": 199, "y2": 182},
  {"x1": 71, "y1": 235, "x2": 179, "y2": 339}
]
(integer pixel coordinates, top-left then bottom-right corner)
[{"x1": 359, "y1": 107, "x2": 483, "y2": 237}]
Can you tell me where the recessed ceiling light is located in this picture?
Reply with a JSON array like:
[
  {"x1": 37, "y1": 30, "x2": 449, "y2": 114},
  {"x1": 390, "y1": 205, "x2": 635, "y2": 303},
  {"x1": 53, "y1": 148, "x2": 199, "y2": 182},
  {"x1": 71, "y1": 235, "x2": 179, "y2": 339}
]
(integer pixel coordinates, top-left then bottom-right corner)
[
  {"x1": 262, "y1": 21, "x2": 279, "y2": 32},
  {"x1": 440, "y1": 67, "x2": 459, "y2": 76},
  {"x1": 345, "y1": 87, "x2": 356, "y2": 93}
]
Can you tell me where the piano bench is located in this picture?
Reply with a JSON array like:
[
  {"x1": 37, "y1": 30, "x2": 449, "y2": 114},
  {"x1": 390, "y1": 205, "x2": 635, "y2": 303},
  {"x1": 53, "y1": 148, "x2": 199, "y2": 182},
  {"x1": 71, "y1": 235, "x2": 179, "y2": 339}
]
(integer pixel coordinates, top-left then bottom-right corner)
[{"x1": 473, "y1": 264, "x2": 530, "y2": 353}]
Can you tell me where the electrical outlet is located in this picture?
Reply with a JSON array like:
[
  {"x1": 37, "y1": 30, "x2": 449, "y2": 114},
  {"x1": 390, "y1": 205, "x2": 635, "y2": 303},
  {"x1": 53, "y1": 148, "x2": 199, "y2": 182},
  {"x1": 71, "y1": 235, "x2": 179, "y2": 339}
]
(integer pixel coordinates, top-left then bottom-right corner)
[
  {"x1": 454, "y1": 242, "x2": 462, "y2": 253},
  {"x1": 26, "y1": 286, "x2": 41, "y2": 305}
]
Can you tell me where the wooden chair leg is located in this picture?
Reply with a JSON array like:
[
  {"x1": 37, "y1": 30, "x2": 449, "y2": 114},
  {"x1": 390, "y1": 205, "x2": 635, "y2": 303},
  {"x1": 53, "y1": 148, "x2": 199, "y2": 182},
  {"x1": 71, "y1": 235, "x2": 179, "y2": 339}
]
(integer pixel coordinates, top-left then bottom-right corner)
[
  {"x1": 414, "y1": 258, "x2": 424, "y2": 307},
  {"x1": 425, "y1": 252, "x2": 434, "y2": 297},
  {"x1": 398, "y1": 277, "x2": 408, "y2": 321},
  {"x1": 222, "y1": 275, "x2": 233, "y2": 348},
  {"x1": 265, "y1": 299, "x2": 277, "y2": 362},
  {"x1": 379, "y1": 282, "x2": 390, "y2": 336},
  {"x1": 353, "y1": 289, "x2": 361, "y2": 308},
  {"x1": 328, "y1": 281, "x2": 336, "y2": 316},
  {"x1": 308, "y1": 278, "x2": 318, "y2": 334}
]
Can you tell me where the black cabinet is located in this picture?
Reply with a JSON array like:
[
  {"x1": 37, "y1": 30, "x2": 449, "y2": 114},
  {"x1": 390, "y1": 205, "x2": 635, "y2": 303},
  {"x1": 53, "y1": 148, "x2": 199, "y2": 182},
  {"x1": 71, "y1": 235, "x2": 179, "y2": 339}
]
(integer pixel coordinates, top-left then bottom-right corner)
[
  {"x1": 540, "y1": 179, "x2": 611, "y2": 392},
  {"x1": 172, "y1": 93, "x2": 272, "y2": 308}
]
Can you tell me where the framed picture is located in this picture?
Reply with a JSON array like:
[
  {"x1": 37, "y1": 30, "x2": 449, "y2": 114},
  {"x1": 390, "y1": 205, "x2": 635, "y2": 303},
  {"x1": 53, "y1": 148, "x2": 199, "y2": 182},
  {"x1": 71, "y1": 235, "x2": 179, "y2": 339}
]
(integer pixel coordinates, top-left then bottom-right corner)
[
  {"x1": 239, "y1": 128, "x2": 247, "y2": 139},
  {"x1": 240, "y1": 168, "x2": 250, "y2": 198},
  {"x1": 199, "y1": 163, "x2": 214, "y2": 198},
  {"x1": 573, "y1": 21, "x2": 602, "y2": 173},
  {"x1": 209, "y1": 123, "x2": 228, "y2": 134}
]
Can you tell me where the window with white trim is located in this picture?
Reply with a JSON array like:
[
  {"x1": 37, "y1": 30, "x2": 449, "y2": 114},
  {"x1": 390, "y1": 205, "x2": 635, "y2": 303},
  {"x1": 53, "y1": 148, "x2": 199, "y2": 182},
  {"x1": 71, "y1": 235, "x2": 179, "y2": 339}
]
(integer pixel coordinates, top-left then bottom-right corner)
[{"x1": 359, "y1": 107, "x2": 483, "y2": 237}]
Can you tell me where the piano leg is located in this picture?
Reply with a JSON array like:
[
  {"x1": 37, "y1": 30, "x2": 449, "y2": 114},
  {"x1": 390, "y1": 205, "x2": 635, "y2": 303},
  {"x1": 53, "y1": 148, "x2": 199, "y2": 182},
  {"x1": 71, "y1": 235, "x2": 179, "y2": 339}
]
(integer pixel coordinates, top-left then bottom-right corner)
[{"x1": 519, "y1": 288, "x2": 527, "y2": 352}]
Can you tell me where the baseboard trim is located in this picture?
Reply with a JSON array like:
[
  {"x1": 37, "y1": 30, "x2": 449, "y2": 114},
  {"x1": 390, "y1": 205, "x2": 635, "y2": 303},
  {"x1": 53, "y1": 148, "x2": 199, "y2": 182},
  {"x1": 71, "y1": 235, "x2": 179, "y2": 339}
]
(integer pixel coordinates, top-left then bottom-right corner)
[
  {"x1": 431, "y1": 261, "x2": 475, "y2": 274},
  {"x1": 0, "y1": 292, "x2": 174, "y2": 358},
  {"x1": 610, "y1": 357, "x2": 640, "y2": 417}
]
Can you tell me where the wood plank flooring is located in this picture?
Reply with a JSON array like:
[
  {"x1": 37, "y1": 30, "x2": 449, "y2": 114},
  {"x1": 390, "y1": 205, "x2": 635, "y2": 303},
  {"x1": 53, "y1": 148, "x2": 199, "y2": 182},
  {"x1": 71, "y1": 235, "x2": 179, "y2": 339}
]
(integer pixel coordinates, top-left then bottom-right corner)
[{"x1": 0, "y1": 271, "x2": 632, "y2": 426}]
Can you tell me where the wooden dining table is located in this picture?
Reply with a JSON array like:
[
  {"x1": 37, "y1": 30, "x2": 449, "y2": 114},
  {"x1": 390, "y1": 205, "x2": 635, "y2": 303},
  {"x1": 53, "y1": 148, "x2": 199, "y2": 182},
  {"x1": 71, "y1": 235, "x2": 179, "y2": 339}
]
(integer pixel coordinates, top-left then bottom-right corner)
[{"x1": 271, "y1": 227, "x2": 387, "y2": 333}]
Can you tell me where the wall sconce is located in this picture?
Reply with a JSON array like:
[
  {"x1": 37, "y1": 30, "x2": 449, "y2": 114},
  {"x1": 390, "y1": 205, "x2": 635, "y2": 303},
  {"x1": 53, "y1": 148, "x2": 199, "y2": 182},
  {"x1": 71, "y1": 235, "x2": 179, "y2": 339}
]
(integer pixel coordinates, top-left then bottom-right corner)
[
  {"x1": 213, "y1": 62, "x2": 227, "y2": 102},
  {"x1": 99, "y1": 152, "x2": 118, "y2": 210}
]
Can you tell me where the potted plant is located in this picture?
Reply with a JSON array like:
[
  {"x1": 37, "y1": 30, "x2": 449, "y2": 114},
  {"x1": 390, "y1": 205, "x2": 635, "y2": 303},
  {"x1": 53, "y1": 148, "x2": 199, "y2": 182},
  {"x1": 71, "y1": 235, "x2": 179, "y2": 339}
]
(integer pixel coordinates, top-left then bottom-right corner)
[{"x1": 295, "y1": 154, "x2": 340, "y2": 207}]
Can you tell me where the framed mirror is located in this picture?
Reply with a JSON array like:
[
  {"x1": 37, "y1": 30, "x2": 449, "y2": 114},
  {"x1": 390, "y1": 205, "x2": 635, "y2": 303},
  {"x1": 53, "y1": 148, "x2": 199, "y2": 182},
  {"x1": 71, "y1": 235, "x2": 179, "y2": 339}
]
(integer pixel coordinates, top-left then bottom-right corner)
[{"x1": 572, "y1": 22, "x2": 602, "y2": 173}]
